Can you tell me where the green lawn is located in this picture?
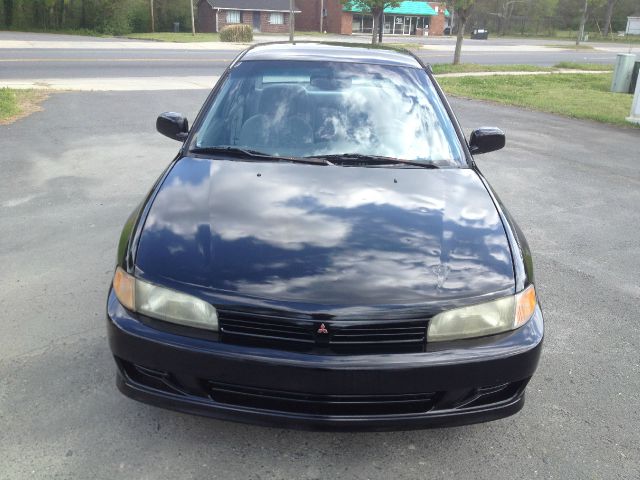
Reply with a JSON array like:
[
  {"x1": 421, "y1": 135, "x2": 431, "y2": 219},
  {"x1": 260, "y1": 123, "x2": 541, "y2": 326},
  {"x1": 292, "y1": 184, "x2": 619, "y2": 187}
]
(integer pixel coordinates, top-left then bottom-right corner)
[
  {"x1": 438, "y1": 73, "x2": 636, "y2": 127},
  {"x1": 124, "y1": 32, "x2": 220, "y2": 42},
  {"x1": 503, "y1": 31, "x2": 640, "y2": 44},
  {"x1": 546, "y1": 43, "x2": 594, "y2": 50},
  {"x1": 259, "y1": 30, "x2": 328, "y2": 37},
  {"x1": 430, "y1": 63, "x2": 614, "y2": 75},
  {"x1": 554, "y1": 62, "x2": 614, "y2": 71},
  {"x1": 0, "y1": 88, "x2": 47, "y2": 124},
  {"x1": 0, "y1": 88, "x2": 21, "y2": 121},
  {"x1": 123, "y1": 30, "x2": 334, "y2": 42}
]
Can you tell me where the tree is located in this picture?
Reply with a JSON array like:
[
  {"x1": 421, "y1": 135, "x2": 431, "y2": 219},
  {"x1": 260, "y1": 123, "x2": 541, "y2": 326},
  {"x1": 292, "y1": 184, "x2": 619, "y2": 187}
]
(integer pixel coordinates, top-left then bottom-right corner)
[
  {"x1": 149, "y1": 0, "x2": 154, "y2": 32},
  {"x1": 342, "y1": 0, "x2": 401, "y2": 44},
  {"x1": 452, "y1": 0, "x2": 475, "y2": 65},
  {"x1": 602, "y1": 0, "x2": 616, "y2": 36},
  {"x1": 576, "y1": 0, "x2": 588, "y2": 44},
  {"x1": 3, "y1": 0, "x2": 14, "y2": 27},
  {"x1": 495, "y1": 0, "x2": 527, "y2": 35},
  {"x1": 189, "y1": 0, "x2": 195, "y2": 35}
]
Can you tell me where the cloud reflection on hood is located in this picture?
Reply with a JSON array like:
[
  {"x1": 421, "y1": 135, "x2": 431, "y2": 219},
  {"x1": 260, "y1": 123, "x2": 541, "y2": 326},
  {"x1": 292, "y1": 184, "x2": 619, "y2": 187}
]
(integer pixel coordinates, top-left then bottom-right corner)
[{"x1": 136, "y1": 158, "x2": 515, "y2": 306}]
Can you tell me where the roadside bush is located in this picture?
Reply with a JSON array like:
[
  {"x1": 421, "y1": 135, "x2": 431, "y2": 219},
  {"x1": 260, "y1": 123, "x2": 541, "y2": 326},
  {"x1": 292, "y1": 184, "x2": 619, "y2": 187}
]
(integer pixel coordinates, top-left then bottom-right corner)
[
  {"x1": 96, "y1": 4, "x2": 133, "y2": 36},
  {"x1": 128, "y1": 2, "x2": 151, "y2": 33},
  {"x1": 220, "y1": 24, "x2": 253, "y2": 42}
]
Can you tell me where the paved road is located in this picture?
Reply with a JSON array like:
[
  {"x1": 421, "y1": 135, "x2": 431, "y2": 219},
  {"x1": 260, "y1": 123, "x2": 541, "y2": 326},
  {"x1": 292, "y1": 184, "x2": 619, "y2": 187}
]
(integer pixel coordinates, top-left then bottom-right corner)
[
  {"x1": 0, "y1": 31, "x2": 634, "y2": 81},
  {"x1": 0, "y1": 87, "x2": 638, "y2": 479}
]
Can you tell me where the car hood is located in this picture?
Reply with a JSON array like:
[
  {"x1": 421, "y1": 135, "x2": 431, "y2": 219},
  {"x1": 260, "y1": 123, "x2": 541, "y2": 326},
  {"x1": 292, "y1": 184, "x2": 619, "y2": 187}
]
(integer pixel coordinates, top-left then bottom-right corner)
[{"x1": 135, "y1": 157, "x2": 515, "y2": 309}]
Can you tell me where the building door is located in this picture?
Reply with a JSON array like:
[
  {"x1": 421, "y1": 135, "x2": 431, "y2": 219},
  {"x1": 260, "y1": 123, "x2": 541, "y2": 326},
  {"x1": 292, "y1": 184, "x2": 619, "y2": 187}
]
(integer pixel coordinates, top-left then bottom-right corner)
[
  {"x1": 393, "y1": 16, "x2": 403, "y2": 34},
  {"x1": 253, "y1": 11, "x2": 261, "y2": 32},
  {"x1": 403, "y1": 16, "x2": 411, "y2": 35}
]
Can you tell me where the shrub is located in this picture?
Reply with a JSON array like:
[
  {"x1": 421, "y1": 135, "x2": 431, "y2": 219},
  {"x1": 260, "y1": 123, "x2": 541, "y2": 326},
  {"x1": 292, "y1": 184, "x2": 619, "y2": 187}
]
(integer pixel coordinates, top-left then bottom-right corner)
[
  {"x1": 128, "y1": 2, "x2": 151, "y2": 33},
  {"x1": 220, "y1": 24, "x2": 253, "y2": 42},
  {"x1": 97, "y1": 4, "x2": 133, "y2": 36}
]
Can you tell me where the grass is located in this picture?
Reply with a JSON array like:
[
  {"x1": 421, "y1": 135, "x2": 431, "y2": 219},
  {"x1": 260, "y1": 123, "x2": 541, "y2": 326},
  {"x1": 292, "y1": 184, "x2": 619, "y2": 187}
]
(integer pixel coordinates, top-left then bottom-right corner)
[
  {"x1": 123, "y1": 32, "x2": 220, "y2": 42},
  {"x1": 554, "y1": 62, "x2": 614, "y2": 71},
  {"x1": 0, "y1": 88, "x2": 21, "y2": 120},
  {"x1": 259, "y1": 30, "x2": 328, "y2": 37},
  {"x1": 431, "y1": 63, "x2": 554, "y2": 75},
  {"x1": 0, "y1": 88, "x2": 48, "y2": 124},
  {"x1": 6, "y1": 27, "x2": 107, "y2": 37},
  {"x1": 431, "y1": 63, "x2": 615, "y2": 75},
  {"x1": 123, "y1": 30, "x2": 337, "y2": 43},
  {"x1": 503, "y1": 31, "x2": 640, "y2": 44},
  {"x1": 383, "y1": 42, "x2": 424, "y2": 50},
  {"x1": 438, "y1": 73, "x2": 636, "y2": 127},
  {"x1": 546, "y1": 43, "x2": 594, "y2": 50}
]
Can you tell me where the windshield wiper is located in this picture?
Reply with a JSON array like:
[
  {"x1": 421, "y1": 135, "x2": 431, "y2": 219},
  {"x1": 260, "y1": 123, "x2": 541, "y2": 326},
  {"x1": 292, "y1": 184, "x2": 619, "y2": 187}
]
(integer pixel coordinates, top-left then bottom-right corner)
[
  {"x1": 190, "y1": 146, "x2": 328, "y2": 166},
  {"x1": 306, "y1": 153, "x2": 440, "y2": 169}
]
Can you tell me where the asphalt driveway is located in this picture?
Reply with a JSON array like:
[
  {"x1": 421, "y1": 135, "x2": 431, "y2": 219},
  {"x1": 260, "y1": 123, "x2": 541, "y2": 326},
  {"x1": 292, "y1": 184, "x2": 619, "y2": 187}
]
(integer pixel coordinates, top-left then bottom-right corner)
[{"x1": 0, "y1": 91, "x2": 638, "y2": 479}]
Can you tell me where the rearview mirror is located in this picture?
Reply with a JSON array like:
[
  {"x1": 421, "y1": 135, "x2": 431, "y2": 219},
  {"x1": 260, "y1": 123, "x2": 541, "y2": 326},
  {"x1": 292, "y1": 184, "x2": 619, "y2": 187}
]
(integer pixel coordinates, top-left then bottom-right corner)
[
  {"x1": 157, "y1": 112, "x2": 189, "y2": 141},
  {"x1": 469, "y1": 127, "x2": 505, "y2": 155}
]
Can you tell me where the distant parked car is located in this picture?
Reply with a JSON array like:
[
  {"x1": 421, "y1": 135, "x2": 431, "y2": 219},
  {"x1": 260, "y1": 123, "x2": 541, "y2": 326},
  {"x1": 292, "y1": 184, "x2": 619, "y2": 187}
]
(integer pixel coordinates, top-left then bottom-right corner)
[
  {"x1": 471, "y1": 28, "x2": 489, "y2": 39},
  {"x1": 107, "y1": 42, "x2": 543, "y2": 430}
]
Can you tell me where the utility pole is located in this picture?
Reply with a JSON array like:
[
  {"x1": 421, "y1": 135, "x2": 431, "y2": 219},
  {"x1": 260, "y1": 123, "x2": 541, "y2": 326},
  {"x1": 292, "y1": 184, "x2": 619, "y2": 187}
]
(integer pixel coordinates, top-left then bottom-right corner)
[
  {"x1": 289, "y1": 0, "x2": 295, "y2": 42},
  {"x1": 149, "y1": 0, "x2": 154, "y2": 33},
  {"x1": 319, "y1": 0, "x2": 323, "y2": 33},
  {"x1": 190, "y1": 0, "x2": 196, "y2": 35},
  {"x1": 576, "y1": 0, "x2": 588, "y2": 45}
]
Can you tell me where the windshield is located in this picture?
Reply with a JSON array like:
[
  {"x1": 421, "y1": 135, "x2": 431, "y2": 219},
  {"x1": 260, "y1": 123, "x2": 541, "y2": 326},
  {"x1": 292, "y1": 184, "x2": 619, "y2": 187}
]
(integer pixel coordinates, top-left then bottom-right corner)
[{"x1": 191, "y1": 60, "x2": 465, "y2": 167}]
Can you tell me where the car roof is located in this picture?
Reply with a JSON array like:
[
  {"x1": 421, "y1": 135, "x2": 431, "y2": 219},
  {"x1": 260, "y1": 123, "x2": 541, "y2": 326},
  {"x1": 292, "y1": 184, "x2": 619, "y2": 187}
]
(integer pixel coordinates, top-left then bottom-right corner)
[{"x1": 240, "y1": 42, "x2": 424, "y2": 69}]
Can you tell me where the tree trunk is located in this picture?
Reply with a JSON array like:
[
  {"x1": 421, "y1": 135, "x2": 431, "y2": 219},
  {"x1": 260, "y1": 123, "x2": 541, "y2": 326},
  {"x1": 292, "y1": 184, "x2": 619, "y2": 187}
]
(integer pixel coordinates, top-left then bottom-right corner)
[
  {"x1": 59, "y1": 0, "x2": 66, "y2": 28},
  {"x1": 190, "y1": 0, "x2": 196, "y2": 35},
  {"x1": 602, "y1": 0, "x2": 616, "y2": 37},
  {"x1": 453, "y1": 18, "x2": 466, "y2": 65},
  {"x1": 289, "y1": 0, "x2": 295, "y2": 42},
  {"x1": 149, "y1": 0, "x2": 155, "y2": 33},
  {"x1": 576, "y1": 0, "x2": 588, "y2": 45},
  {"x1": 498, "y1": 3, "x2": 506, "y2": 36},
  {"x1": 378, "y1": 10, "x2": 384, "y2": 43},
  {"x1": 371, "y1": 11, "x2": 377, "y2": 44}
]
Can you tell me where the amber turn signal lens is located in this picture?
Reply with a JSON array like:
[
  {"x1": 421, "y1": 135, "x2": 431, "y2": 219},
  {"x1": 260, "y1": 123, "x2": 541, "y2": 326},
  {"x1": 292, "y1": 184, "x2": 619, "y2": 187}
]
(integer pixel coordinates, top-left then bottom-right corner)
[
  {"x1": 113, "y1": 266, "x2": 135, "y2": 311},
  {"x1": 515, "y1": 285, "x2": 537, "y2": 328}
]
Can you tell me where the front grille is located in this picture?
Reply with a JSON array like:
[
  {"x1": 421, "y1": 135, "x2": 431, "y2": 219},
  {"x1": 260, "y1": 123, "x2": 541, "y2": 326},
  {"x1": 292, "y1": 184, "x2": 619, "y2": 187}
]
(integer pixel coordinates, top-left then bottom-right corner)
[
  {"x1": 218, "y1": 308, "x2": 428, "y2": 354},
  {"x1": 207, "y1": 381, "x2": 438, "y2": 415}
]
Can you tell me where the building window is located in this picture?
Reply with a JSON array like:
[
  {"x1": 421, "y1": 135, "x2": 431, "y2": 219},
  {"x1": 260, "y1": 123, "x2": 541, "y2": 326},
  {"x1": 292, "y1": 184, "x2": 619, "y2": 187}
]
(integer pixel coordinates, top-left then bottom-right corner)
[
  {"x1": 269, "y1": 12, "x2": 284, "y2": 25},
  {"x1": 226, "y1": 10, "x2": 241, "y2": 24}
]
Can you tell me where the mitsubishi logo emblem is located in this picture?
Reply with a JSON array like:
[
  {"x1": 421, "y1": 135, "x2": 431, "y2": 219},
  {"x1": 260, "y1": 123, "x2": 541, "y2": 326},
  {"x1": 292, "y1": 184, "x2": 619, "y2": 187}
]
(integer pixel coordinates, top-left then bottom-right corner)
[{"x1": 317, "y1": 323, "x2": 329, "y2": 334}]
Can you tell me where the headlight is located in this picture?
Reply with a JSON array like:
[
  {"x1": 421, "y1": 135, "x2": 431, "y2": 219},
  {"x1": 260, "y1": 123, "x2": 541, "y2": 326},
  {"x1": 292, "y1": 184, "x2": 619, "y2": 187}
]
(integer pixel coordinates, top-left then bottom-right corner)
[
  {"x1": 112, "y1": 267, "x2": 218, "y2": 331},
  {"x1": 427, "y1": 285, "x2": 536, "y2": 342}
]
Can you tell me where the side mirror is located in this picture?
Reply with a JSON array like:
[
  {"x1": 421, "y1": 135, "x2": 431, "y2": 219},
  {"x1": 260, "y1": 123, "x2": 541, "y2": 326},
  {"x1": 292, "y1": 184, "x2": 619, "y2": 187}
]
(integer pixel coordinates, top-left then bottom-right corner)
[
  {"x1": 469, "y1": 127, "x2": 505, "y2": 155},
  {"x1": 156, "y1": 112, "x2": 189, "y2": 141}
]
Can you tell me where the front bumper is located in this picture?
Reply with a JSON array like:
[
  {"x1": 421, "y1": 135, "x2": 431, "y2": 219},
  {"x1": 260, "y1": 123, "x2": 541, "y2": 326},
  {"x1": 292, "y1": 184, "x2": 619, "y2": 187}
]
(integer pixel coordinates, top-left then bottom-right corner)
[{"x1": 107, "y1": 290, "x2": 543, "y2": 431}]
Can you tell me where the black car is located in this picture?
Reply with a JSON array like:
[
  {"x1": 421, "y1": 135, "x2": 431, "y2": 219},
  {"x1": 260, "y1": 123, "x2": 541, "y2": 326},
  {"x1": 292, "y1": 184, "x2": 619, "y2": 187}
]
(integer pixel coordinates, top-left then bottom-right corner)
[
  {"x1": 471, "y1": 29, "x2": 490, "y2": 40},
  {"x1": 107, "y1": 42, "x2": 543, "y2": 430}
]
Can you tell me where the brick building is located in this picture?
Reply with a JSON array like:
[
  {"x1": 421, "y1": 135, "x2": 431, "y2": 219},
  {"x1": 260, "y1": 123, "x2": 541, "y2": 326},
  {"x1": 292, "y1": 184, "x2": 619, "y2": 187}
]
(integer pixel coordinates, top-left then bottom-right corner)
[
  {"x1": 197, "y1": 0, "x2": 301, "y2": 34},
  {"x1": 294, "y1": 1, "x2": 450, "y2": 36},
  {"x1": 197, "y1": 0, "x2": 450, "y2": 37}
]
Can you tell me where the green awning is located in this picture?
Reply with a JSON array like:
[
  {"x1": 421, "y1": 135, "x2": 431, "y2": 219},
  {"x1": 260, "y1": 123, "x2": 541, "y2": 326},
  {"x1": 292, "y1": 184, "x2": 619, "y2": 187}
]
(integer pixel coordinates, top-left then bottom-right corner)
[{"x1": 345, "y1": 1, "x2": 438, "y2": 16}]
